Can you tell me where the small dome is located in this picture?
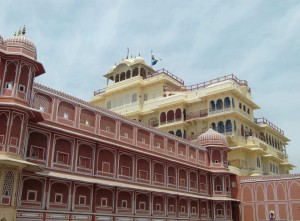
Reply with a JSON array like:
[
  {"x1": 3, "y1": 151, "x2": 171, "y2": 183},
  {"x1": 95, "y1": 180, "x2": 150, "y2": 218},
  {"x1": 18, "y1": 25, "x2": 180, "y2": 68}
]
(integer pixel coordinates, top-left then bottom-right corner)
[
  {"x1": 196, "y1": 128, "x2": 227, "y2": 147},
  {"x1": 5, "y1": 35, "x2": 36, "y2": 50},
  {"x1": 4, "y1": 35, "x2": 37, "y2": 59},
  {"x1": 134, "y1": 56, "x2": 145, "y2": 64}
]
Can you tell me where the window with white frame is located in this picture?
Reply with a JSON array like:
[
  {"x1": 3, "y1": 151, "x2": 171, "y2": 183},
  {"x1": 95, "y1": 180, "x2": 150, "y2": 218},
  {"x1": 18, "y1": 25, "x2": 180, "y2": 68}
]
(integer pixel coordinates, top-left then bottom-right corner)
[
  {"x1": 79, "y1": 157, "x2": 91, "y2": 168},
  {"x1": 155, "y1": 173, "x2": 163, "y2": 183},
  {"x1": 141, "y1": 138, "x2": 145, "y2": 143},
  {"x1": 102, "y1": 162, "x2": 111, "y2": 173},
  {"x1": 121, "y1": 200, "x2": 127, "y2": 208},
  {"x1": 85, "y1": 120, "x2": 89, "y2": 126},
  {"x1": 168, "y1": 176, "x2": 175, "y2": 184},
  {"x1": 200, "y1": 183, "x2": 206, "y2": 190},
  {"x1": 202, "y1": 208, "x2": 207, "y2": 214},
  {"x1": 169, "y1": 205, "x2": 174, "y2": 212},
  {"x1": 30, "y1": 146, "x2": 44, "y2": 159},
  {"x1": 123, "y1": 132, "x2": 128, "y2": 138},
  {"x1": 215, "y1": 185, "x2": 222, "y2": 191},
  {"x1": 55, "y1": 193, "x2": 63, "y2": 204},
  {"x1": 217, "y1": 209, "x2": 223, "y2": 215},
  {"x1": 105, "y1": 126, "x2": 110, "y2": 132},
  {"x1": 79, "y1": 195, "x2": 86, "y2": 205},
  {"x1": 56, "y1": 151, "x2": 69, "y2": 164},
  {"x1": 139, "y1": 202, "x2": 146, "y2": 210},
  {"x1": 180, "y1": 178, "x2": 186, "y2": 187},
  {"x1": 5, "y1": 82, "x2": 13, "y2": 89},
  {"x1": 181, "y1": 206, "x2": 185, "y2": 213},
  {"x1": 192, "y1": 207, "x2": 197, "y2": 214},
  {"x1": 156, "y1": 203, "x2": 161, "y2": 211},
  {"x1": 139, "y1": 170, "x2": 148, "y2": 180},
  {"x1": 121, "y1": 166, "x2": 130, "y2": 176},
  {"x1": 155, "y1": 143, "x2": 160, "y2": 148},
  {"x1": 19, "y1": 84, "x2": 25, "y2": 92},
  {"x1": 101, "y1": 198, "x2": 107, "y2": 207},
  {"x1": 190, "y1": 180, "x2": 197, "y2": 189},
  {"x1": 27, "y1": 190, "x2": 37, "y2": 201}
]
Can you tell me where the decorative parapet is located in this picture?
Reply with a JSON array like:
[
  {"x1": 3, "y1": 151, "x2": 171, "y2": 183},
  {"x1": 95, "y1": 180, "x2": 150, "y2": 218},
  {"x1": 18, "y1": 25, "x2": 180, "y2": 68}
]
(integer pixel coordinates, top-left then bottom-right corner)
[{"x1": 240, "y1": 173, "x2": 300, "y2": 183}]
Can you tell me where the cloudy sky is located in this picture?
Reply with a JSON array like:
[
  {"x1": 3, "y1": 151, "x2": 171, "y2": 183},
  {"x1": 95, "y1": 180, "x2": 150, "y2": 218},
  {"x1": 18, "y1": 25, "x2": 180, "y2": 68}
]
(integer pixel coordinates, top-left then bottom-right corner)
[{"x1": 1, "y1": 0, "x2": 300, "y2": 172}]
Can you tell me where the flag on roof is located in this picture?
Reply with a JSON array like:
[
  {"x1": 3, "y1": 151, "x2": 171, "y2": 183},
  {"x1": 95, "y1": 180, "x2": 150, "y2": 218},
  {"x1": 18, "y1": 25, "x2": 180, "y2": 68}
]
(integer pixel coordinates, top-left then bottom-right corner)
[{"x1": 151, "y1": 54, "x2": 161, "y2": 66}]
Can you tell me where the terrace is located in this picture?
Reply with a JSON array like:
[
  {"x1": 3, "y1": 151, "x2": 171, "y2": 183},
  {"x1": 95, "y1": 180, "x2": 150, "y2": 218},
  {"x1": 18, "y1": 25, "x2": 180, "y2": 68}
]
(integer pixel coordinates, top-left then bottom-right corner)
[
  {"x1": 163, "y1": 74, "x2": 251, "y2": 93},
  {"x1": 254, "y1": 117, "x2": 284, "y2": 135}
]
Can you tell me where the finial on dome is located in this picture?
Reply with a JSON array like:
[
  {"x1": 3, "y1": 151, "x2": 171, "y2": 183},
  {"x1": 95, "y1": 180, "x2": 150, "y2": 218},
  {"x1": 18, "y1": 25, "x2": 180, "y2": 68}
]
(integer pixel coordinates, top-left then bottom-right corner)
[
  {"x1": 14, "y1": 32, "x2": 16, "y2": 36},
  {"x1": 17, "y1": 28, "x2": 22, "y2": 36},
  {"x1": 139, "y1": 52, "x2": 140, "y2": 56},
  {"x1": 22, "y1": 25, "x2": 26, "y2": 35}
]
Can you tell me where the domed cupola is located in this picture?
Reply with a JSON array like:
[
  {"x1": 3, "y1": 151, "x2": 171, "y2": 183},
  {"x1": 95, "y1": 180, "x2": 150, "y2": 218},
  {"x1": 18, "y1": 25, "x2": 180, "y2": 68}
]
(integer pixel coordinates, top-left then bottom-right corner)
[
  {"x1": 134, "y1": 55, "x2": 145, "y2": 64},
  {"x1": 196, "y1": 128, "x2": 227, "y2": 148},
  {"x1": 4, "y1": 26, "x2": 37, "y2": 60}
]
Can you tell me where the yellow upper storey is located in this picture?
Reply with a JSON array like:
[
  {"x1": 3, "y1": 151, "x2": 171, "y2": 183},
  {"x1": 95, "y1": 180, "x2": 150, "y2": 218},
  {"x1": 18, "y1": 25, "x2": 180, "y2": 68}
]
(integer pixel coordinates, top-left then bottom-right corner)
[{"x1": 91, "y1": 57, "x2": 293, "y2": 175}]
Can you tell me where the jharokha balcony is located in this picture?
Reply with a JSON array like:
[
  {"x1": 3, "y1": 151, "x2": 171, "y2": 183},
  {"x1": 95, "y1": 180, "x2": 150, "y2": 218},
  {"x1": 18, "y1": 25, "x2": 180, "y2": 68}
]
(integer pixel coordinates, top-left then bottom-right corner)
[{"x1": 163, "y1": 74, "x2": 251, "y2": 93}]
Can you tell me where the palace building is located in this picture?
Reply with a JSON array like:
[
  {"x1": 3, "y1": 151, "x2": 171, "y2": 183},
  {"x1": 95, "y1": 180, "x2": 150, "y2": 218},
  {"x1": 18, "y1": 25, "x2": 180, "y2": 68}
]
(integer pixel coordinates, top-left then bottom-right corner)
[
  {"x1": 0, "y1": 30, "x2": 239, "y2": 221},
  {"x1": 91, "y1": 57, "x2": 294, "y2": 176}
]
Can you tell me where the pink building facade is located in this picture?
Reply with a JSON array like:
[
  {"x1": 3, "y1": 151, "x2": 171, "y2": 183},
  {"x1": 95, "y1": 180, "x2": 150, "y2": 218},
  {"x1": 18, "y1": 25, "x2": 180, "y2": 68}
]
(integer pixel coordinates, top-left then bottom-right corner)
[
  {"x1": 238, "y1": 174, "x2": 300, "y2": 221},
  {"x1": 0, "y1": 31, "x2": 238, "y2": 221}
]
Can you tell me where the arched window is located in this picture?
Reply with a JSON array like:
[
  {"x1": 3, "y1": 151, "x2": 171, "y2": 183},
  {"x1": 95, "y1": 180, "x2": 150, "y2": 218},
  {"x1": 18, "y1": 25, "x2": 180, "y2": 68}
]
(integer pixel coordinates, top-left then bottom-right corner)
[
  {"x1": 175, "y1": 108, "x2": 182, "y2": 121},
  {"x1": 225, "y1": 120, "x2": 232, "y2": 132},
  {"x1": 132, "y1": 68, "x2": 138, "y2": 77},
  {"x1": 224, "y1": 97, "x2": 230, "y2": 109},
  {"x1": 140, "y1": 68, "x2": 146, "y2": 77},
  {"x1": 217, "y1": 121, "x2": 224, "y2": 133},
  {"x1": 169, "y1": 131, "x2": 174, "y2": 135},
  {"x1": 120, "y1": 72, "x2": 125, "y2": 81},
  {"x1": 176, "y1": 129, "x2": 182, "y2": 138},
  {"x1": 216, "y1": 99, "x2": 223, "y2": 110},
  {"x1": 160, "y1": 112, "x2": 166, "y2": 124},
  {"x1": 210, "y1": 101, "x2": 215, "y2": 111},
  {"x1": 211, "y1": 122, "x2": 216, "y2": 131},
  {"x1": 126, "y1": 70, "x2": 131, "y2": 79},
  {"x1": 167, "y1": 110, "x2": 175, "y2": 122},
  {"x1": 115, "y1": 74, "x2": 120, "y2": 83}
]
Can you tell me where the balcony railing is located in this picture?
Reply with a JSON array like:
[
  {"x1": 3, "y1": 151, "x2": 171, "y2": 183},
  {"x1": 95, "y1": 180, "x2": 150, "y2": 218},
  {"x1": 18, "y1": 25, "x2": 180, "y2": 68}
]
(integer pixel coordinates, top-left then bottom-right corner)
[
  {"x1": 186, "y1": 109, "x2": 208, "y2": 120},
  {"x1": 164, "y1": 74, "x2": 251, "y2": 93},
  {"x1": 144, "y1": 69, "x2": 184, "y2": 84},
  {"x1": 255, "y1": 117, "x2": 284, "y2": 135},
  {"x1": 94, "y1": 88, "x2": 106, "y2": 96}
]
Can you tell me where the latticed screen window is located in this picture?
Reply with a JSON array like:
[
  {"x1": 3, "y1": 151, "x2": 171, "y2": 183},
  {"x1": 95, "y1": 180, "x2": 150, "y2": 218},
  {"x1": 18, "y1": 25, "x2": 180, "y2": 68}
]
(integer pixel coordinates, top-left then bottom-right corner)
[
  {"x1": 80, "y1": 110, "x2": 95, "y2": 127},
  {"x1": 2, "y1": 170, "x2": 14, "y2": 196},
  {"x1": 33, "y1": 94, "x2": 51, "y2": 113}
]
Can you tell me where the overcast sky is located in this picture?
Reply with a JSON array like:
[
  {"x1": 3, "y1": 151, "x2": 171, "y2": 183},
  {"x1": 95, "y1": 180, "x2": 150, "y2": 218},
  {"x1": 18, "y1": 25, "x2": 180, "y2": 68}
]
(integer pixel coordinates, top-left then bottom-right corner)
[{"x1": 1, "y1": 0, "x2": 300, "y2": 173}]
